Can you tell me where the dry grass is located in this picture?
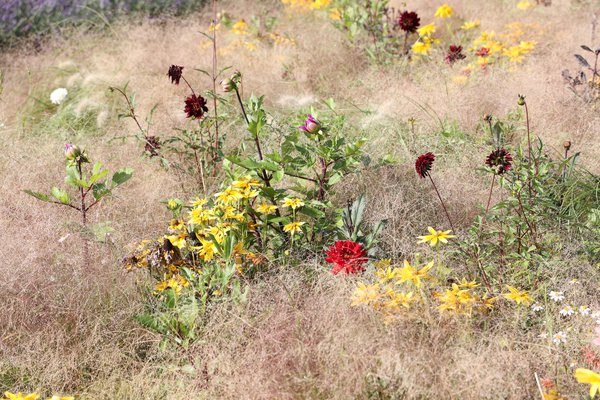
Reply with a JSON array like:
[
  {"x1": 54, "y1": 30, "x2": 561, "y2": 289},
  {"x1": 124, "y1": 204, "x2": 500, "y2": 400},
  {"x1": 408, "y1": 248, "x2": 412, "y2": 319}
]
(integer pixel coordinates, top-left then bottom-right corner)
[{"x1": 1, "y1": 0, "x2": 599, "y2": 398}]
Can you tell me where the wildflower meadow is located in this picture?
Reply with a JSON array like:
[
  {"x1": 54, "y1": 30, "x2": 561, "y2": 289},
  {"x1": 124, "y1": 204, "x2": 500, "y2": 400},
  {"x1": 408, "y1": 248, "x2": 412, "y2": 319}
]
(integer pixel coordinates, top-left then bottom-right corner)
[{"x1": 1, "y1": 0, "x2": 599, "y2": 399}]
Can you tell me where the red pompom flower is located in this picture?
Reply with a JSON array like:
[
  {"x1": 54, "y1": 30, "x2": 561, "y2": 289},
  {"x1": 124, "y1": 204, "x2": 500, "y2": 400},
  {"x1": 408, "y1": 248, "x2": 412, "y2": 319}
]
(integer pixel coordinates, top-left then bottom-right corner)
[
  {"x1": 167, "y1": 65, "x2": 184, "y2": 85},
  {"x1": 325, "y1": 240, "x2": 367, "y2": 274},
  {"x1": 184, "y1": 94, "x2": 209, "y2": 119},
  {"x1": 445, "y1": 45, "x2": 466, "y2": 65},
  {"x1": 398, "y1": 11, "x2": 420, "y2": 33},
  {"x1": 415, "y1": 152, "x2": 435, "y2": 178},
  {"x1": 485, "y1": 148, "x2": 513, "y2": 174}
]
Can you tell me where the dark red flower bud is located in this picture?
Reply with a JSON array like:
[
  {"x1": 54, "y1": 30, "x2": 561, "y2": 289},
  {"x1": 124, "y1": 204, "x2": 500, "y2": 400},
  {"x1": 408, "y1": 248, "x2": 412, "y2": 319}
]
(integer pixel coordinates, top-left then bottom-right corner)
[{"x1": 167, "y1": 65, "x2": 184, "y2": 85}]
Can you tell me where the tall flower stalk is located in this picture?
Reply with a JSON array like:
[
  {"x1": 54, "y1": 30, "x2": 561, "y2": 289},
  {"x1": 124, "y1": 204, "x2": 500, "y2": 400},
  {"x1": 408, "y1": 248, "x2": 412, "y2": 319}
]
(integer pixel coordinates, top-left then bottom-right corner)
[{"x1": 415, "y1": 152, "x2": 455, "y2": 232}]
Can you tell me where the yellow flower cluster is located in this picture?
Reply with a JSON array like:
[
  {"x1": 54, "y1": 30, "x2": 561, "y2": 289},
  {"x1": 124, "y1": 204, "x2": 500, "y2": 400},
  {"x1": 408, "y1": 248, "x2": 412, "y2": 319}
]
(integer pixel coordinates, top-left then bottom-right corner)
[
  {"x1": 434, "y1": 279, "x2": 495, "y2": 316},
  {"x1": 281, "y1": 0, "x2": 331, "y2": 10},
  {"x1": 3, "y1": 392, "x2": 73, "y2": 400},
  {"x1": 352, "y1": 259, "x2": 433, "y2": 324}
]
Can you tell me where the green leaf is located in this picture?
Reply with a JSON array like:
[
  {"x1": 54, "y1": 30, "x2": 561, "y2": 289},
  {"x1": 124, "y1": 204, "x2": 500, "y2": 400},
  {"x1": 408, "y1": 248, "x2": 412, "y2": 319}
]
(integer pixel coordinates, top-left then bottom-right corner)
[
  {"x1": 23, "y1": 190, "x2": 51, "y2": 202},
  {"x1": 51, "y1": 187, "x2": 71, "y2": 205},
  {"x1": 299, "y1": 205, "x2": 325, "y2": 219},
  {"x1": 92, "y1": 182, "x2": 110, "y2": 201},
  {"x1": 112, "y1": 168, "x2": 133, "y2": 186}
]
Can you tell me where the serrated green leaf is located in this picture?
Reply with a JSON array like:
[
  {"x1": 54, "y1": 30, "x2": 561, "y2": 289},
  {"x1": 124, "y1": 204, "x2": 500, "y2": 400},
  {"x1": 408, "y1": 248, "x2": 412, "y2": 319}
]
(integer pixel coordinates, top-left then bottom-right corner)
[
  {"x1": 112, "y1": 168, "x2": 133, "y2": 186},
  {"x1": 23, "y1": 189, "x2": 51, "y2": 202}
]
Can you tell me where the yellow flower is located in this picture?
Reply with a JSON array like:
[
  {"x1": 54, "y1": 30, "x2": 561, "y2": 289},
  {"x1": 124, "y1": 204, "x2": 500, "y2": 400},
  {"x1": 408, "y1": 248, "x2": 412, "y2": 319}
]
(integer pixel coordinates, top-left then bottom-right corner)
[
  {"x1": 190, "y1": 197, "x2": 208, "y2": 207},
  {"x1": 168, "y1": 219, "x2": 185, "y2": 232},
  {"x1": 434, "y1": 4, "x2": 454, "y2": 18},
  {"x1": 167, "y1": 198, "x2": 180, "y2": 209},
  {"x1": 165, "y1": 233, "x2": 188, "y2": 249},
  {"x1": 3, "y1": 393, "x2": 39, "y2": 400},
  {"x1": 329, "y1": 8, "x2": 342, "y2": 20},
  {"x1": 231, "y1": 19, "x2": 248, "y2": 35},
  {"x1": 461, "y1": 20, "x2": 480, "y2": 30},
  {"x1": 283, "y1": 198, "x2": 305, "y2": 209},
  {"x1": 256, "y1": 203, "x2": 277, "y2": 215},
  {"x1": 516, "y1": 1, "x2": 535, "y2": 10},
  {"x1": 198, "y1": 238, "x2": 218, "y2": 262},
  {"x1": 417, "y1": 22, "x2": 436, "y2": 37},
  {"x1": 208, "y1": 22, "x2": 220, "y2": 32},
  {"x1": 283, "y1": 221, "x2": 305, "y2": 235},
  {"x1": 397, "y1": 260, "x2": 433, "y2": 288},
  {"x1": 351, "y1": 282, "x2": 380, "y2": 306},
  {"x1": 215, "y1": 188, "x2": 244, "y2": 205},
  {"x1": 375, "y1": 267, "x2": 398, "y2": 283},
  {"x1": 503, "y1": 285, "x2": 532, "y2": 305},
  {"x1": 417, "y1": 227, "x2": 456, "y2": 246},
  {"x1": 310, "y1": 0, "x2": 330, "y2": 9},
  {"x1": 188, "y1": 207, "x2": 214, "y2": 225},
  {"x1": 457, "y1": 278, "x2": 479, "y2": 289},
  {"x1": 412, "y1": 40, "x2": 432, "y2": 55},
  {"x1": 383, "y1": 290, "x2": 414, "y2": 311},
  {"x1": 244, "y1": 41, "x2": 258, "y2": 51},
  {"x1": 574, "y1": 368, "x2": 600, "y2": 399}
]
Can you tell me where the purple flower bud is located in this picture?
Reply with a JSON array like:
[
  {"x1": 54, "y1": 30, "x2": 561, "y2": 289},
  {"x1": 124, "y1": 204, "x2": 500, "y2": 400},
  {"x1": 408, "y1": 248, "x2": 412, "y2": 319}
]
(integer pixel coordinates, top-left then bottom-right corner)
[
  {"x1": 64, "y1": 143, "x2": 78, "y2": 159},
  {"x1": 299, "y1": 114, "x2": 321, "y2": 134},
  {"x1": 220, "y1": 78, "x2": 234, "y2": 92}
]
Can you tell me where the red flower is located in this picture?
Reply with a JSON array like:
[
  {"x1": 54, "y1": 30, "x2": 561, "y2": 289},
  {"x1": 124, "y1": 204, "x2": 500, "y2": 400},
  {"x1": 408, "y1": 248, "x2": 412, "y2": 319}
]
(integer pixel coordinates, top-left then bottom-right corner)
[
  {"x1": 475, "y1": 47, "x2": 490, "y2": 57},
  {"x1": 167, "y1": 65, "x2": 184, "y2": 85},
  {"x1": 184, "y1": 94, "x2": 209, "y2": 119},
  {"x1": 415, "y1": 152, "x2": 435, "y2": 178},
  {"x1": 398, "y1": 11, "x2": 420, "y2": 33},
  {"x1": 445, "y1": 45, "x2": 466, "y2": 65},
  {"x1": 325, "y1": 240, "x2": 367, "y2": 274},
  {"x1": 485, "y1": 148, "x2": 512, "y2": 174}
]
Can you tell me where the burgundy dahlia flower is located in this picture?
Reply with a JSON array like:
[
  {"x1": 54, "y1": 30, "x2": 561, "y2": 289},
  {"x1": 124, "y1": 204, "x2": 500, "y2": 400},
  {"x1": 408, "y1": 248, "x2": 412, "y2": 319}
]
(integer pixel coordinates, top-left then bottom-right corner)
[
  {"x1": 398, "y1": 11, "x2": 420, "y2": 33},
  {"x1": 184, "y1": 94, "x2": 209, "y2": 119},
  {"x1": 415, "y1": 152, "x2": 435, "y2": 178},
  {"x1": 445, "y1": 45, "x2": 466, "y2": 65},
  {"x1": 485, "y1": 148, "x2": 513, "y2": 174},
  {"x1": 325, "y1": 240, "x2": 367, "y2": 274},
  {"x1": 167, "y1": 65, "x2": 184, "y2": 85}
]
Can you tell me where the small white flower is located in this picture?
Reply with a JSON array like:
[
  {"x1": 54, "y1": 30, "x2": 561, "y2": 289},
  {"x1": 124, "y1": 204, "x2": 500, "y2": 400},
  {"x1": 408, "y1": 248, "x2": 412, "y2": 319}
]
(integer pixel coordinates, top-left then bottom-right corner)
[
  {"x1": 559, "y1": 305, "x2": 575, "y2": 317},
  {"x1": 552, "y1": 331, "x2": 567, "y2": 344},
  {"x1": 50, "y1": 88, "x2": 68, "y2": 105},
  {"x1": 549, "y1": 291, "x2": 565, "y2": 303},
  {"x1": 531, "y1": 303, "x2": 545, "y2": 312},
  {"x1": 579, "y1": 305, "x2": 591, "y2": 316},
  {"x1": 0, "y1": 121, "x2": 5, "y2": 129}
]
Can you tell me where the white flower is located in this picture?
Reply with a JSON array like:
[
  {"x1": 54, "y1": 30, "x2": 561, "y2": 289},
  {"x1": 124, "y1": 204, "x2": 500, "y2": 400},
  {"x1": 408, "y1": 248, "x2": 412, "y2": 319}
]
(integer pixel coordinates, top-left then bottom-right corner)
[
  {"x1": 579, "y1": 305, "x2": 591, "y2": 316},
  {"x1": 549, "y1": 291, "x2": 565, "y2": 303},
  {"x1": 0, "y1": 121, "x2": 5, "y2": 129},
  {"x1": 50, "y1": 88, "x2": 68, "y2": 105},
  {"x1": 531, "y1": 303, "x2": 545, "y2": 312},
  {"x1": 552, "y1": 331, "x2": 567, "y2": 344},
  {"x1": 559, "y1": 305, "x2": 575, "y2": 317}
]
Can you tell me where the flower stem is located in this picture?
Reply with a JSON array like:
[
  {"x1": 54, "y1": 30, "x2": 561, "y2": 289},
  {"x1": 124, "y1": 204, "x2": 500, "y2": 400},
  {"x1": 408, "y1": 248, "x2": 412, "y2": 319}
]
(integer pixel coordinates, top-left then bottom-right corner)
[
  {"x1": 210, "y1": 0, "x2": 220, "y2": 165},
  {"x1": 428, "y1": 174, "x2": 455, "y2": 232}
]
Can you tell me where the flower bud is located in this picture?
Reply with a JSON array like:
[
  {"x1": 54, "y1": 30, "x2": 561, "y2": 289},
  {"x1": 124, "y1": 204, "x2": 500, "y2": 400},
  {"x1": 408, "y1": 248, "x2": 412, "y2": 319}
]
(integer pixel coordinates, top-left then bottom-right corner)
[
  {"x1": 563, "y1": 140, "x2": 572, "y2": 151},
  {"x1": 517, "y1": 94, "x2": 526, "y2": 106},
  {"x1": 299, "y1": 114, "x2": 321, "y2": 134},
  {"x1": 220, "y1": 78, "x2": 234, "y2": 92},
  {"x1": 64, "y1": 143, "x2": 79, "y2": 160}
]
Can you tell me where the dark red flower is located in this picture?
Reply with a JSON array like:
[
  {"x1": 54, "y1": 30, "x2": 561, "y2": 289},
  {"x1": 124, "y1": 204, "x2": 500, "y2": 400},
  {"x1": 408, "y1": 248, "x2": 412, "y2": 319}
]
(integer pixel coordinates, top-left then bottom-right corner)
[
  {"x1": 184, "y1": 94, "x2": 209, "y2": 119},
  {"x1": 167, "y1": 65, "x2": 184, "y2": 85},
  {"x1": 325, "y1": 240, "x2": 367, "y2": 274},
  {"x1": 415, "y1": 152, "x2": 435, "y2": 178},
  {"x1": 485, "y1": 148, "x2": 513, "y2": 174},
  {"x1": 445, "y1": 45, "x2": 466, "y2": 65},
  {"x1": 398, "y1": 11, "x2": 420, "y2": 33},
  {"x1": 475, "y1": 47, "x2": 490, "y2": 57}
]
